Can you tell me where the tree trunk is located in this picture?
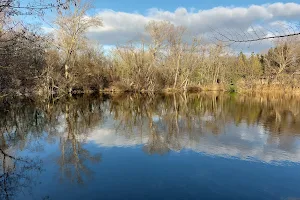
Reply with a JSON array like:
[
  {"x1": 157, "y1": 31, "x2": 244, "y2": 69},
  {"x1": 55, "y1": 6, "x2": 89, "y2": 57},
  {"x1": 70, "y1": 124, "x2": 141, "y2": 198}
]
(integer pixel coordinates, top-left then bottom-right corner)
[{"x1": 173, "y1": 54, "x2": 181, "y2": 89}]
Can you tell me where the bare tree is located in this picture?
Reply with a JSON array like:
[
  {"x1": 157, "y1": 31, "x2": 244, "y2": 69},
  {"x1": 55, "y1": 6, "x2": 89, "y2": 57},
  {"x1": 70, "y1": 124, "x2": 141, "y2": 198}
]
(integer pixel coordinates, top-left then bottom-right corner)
[
  {"x1": 0, "y1": 0, "x2": 78, "y2": 95},
  {"x1": 54, "y1": 0, "x2": 102, "y2": 93},
  {"x1": 264, "y1": 38, "x2": 300, "y2": 77}
]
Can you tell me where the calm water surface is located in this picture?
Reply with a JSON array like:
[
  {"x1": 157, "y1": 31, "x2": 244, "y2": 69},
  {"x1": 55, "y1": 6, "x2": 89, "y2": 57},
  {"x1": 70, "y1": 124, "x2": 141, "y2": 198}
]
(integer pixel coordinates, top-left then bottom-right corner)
[{"x1": 1, "y1": 93, "x2": 300, "y2": 200}]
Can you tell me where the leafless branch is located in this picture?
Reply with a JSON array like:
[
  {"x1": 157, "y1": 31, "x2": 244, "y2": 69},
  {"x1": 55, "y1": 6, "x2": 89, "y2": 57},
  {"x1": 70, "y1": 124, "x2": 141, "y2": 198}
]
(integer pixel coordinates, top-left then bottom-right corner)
[{"x1": 211, "y1": 23, "x2": 300, "y2": 46}]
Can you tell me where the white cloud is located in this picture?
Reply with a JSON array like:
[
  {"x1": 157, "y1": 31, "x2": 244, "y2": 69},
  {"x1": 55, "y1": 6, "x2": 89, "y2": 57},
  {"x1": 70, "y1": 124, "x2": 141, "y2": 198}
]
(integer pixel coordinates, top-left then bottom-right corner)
[
  {"x1": 86, "y1": 3, "x2": 300, "y2": 52},
  {"x1": 42, "y1": 26, "x2": 55, "y2": 34},
  {"x1": 86, "y1": 122, "x2": 300, "y2": 164}
]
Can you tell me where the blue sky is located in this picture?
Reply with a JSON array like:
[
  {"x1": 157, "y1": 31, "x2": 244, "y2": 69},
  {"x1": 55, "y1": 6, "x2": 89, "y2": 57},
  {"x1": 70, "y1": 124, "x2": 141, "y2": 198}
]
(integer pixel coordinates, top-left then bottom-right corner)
[
  {"x1": 93, "y1": 0, "x2": 296, "y2": 13},
  {"x1": 23, "y1": 0, "x2": 300, "y2": 52}
]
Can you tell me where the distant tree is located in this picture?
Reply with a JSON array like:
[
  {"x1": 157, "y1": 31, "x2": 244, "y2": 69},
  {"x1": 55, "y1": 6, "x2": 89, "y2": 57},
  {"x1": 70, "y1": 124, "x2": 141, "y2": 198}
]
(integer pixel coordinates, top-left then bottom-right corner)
[
  {"x1": 248, "y1": 53, "x2": 262, "y2": 77},
  {"x1": 237, "y1": 52, "x2": 247, "y2": 78},
  {"x1": 264, "y1": 39, "x2": 300, "y2": 77}
]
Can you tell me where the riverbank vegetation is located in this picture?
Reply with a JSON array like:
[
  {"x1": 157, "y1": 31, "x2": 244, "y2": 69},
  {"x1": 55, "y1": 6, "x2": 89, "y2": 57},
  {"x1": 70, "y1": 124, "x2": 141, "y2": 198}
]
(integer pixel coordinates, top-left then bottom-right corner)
[{"x1": 1, "y1": 0, "x2": 300, "y2": 97}]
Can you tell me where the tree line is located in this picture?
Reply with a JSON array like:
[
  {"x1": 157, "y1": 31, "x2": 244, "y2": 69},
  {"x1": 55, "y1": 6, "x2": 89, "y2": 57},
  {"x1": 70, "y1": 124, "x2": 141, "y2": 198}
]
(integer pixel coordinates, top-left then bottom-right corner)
[{"x1": 1, "y1": 0, "x2": 300, "y2": 97}]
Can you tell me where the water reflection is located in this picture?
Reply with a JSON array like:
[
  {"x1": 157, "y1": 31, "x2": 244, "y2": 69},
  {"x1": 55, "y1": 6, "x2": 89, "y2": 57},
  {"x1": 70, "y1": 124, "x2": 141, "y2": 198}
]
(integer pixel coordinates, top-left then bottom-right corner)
[
  {"x1": 0, "y1": 147, "x2": 42, "y2": 200},
  {"x1": 0, "y1": 98, "x2": 42, "y2": 200},
  {"x1": 1, "y1": 93, "x2": 300, "y2": 199},
  {"x1": 85, "y1": 93, "x2": 300, "y2": 163}
]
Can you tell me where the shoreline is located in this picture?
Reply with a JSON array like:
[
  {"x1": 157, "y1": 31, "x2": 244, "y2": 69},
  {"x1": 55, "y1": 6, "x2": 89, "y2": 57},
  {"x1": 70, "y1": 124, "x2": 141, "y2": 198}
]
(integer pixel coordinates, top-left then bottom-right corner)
[{"x1": 2, "y1": 86, "x2": 300, "y2": 98}]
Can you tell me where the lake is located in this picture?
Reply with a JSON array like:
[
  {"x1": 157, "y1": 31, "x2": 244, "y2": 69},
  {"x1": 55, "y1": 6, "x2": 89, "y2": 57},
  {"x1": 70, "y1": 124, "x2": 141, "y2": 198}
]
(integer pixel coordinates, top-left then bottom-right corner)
[{"x1": 1, "y1": 93, "x2": 300, "y2": 200}]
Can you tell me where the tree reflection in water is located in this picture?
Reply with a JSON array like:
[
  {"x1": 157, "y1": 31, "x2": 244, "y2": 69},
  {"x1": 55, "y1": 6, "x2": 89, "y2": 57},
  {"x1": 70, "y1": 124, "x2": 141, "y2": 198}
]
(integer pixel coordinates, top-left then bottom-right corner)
[
  {"x1": 0, "y1": 96, "x2": 104, "y2": 199},
  {"x1": 0, "y1": 148, "x2": 42, "y2": 200},
  {"x1": 0, "y1": 93, "x2": 300, "y2": 198},
  {"x1": 57, "y1": 99, "x2": 102, "y2": 184},
  {"x1": 42, "y1": 97, "x2": 103, "y2": 184},
  {"x1": 0, "y1": 98, "x2": 43, "y2": 200},
  {"x1": 108, "y1": 92, "x2": 300, "y2": 155}
]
